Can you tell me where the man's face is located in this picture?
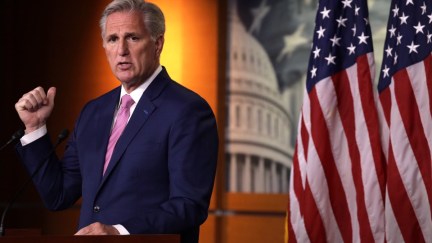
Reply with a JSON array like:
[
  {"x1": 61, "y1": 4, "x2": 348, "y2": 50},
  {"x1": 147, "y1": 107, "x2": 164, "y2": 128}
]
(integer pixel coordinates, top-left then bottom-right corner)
[{"x1": 103, "y1": 11, "x2": 163, "y2": 90}]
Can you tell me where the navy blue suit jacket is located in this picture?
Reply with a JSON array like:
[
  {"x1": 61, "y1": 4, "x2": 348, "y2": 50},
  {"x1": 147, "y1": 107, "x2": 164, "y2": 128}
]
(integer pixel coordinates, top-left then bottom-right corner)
[{"x1": 16, "y1": 68, "x2": 219, "y2": 243}]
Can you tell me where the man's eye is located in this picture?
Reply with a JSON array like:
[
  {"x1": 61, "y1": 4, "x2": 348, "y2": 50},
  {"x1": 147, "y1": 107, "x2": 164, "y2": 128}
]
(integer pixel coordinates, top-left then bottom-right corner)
[
  {"x1": 129, "y1": 36, "x2": 139, "y2": 41},
  {"x1": 107, "y1": 37, "x2": 118, "y2": 43}
]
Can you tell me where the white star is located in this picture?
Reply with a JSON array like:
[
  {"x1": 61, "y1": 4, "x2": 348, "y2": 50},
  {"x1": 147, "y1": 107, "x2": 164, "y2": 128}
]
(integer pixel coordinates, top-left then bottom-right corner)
[
  {"x1": 311, "y1": 66, "x2": 317, "y2": 78},
  {"x1": 336, "y1": 16, "x2": 348, "y2": 27},
  {"x1": 382, "y1": 65, "x2": 390, "y2": 78},
  {"x1": 347, "y1": 43, "x2": 356, "y2": 55},
  {"x1": 414, "y1": 22, "x2": 425, "y2": 34},
  {"x1": 407, "y1": 41, "x2": 420, "y2": 54},
  {"x1": 342, "y1": 0, "x2": 353, "y2": 8},
  {"x1": 354, "y1": 5, "x2": 360, "y2": 16},
  {"x1": 389, "y1": 25, "x2": 397, "y2": 37},
  {"x1": 330, "y1": 34, "x2": 341, "y2": 46},
  {"x1": 351, "y1": 24, "x2": 357, "y2": 36},
  {"x1": 421, "y1": 2, "x2": 427, "y2": 15},
  {"x1": 364, "y1": 18, "x2": 369, "y2": 25},
  {"x1": 313, "y1": 46, "x2": 321, "y2": 58},
  {"x1": 316, "y1": 26, "x2": 326, "y2": 39},
  {"x1": 394, "y1": 53, "x2": 398, "y2": 65},
  {"x1": 320, "y1": 7, "x2": 331, "y2": 19},
  {"x1": 392, "y1": 4, "x2": 399, "y2": 17},
  {"x1": 325, "y1": 53, "x2": 336, "y2": 65},
  {"x1": 427, "y1": 31, "x2": 432, "y2": 43},
  {"x1": 249, "y1": 0, "x2": 271, "y2": 34},
  {"x1": 406, "y1": 0, "x2": 414, "y2": 6},
  {"x1": 358, "y1": 32, "x2": 370, "y2": 45},
  {"x1": 396, "y1": 33, "x2": 403, "y2": 45},
  {"x1": 399, "y1": 12, "x2": 409, "y2": 25},
  {"x1": 385, "y1": 46, "x2": 393, "y2": 57},
  {"x1": 428, "y1": 13, "x2": 432, "y2": 24}
]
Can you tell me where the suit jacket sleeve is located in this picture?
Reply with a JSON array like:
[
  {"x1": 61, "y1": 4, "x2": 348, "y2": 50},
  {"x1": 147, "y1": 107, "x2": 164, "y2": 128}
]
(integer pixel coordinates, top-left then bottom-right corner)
[{"x1": 15, "y1": 132, "x2": 82, "y2": 211}]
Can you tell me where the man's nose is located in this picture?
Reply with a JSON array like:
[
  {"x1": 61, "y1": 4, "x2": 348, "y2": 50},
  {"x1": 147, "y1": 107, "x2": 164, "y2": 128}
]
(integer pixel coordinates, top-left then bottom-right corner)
[{"x1": 118, "y1": 40, "x2": 129, "y2": 56}]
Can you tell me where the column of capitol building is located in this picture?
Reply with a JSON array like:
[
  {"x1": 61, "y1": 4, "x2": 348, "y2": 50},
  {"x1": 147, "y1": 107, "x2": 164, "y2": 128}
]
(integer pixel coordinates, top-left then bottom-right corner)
[{"x1": 225, "y1": 3, "x2": 300, "y2": 194}]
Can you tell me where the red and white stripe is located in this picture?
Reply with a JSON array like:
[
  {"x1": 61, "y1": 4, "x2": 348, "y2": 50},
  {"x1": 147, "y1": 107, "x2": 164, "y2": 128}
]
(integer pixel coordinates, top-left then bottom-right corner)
[
  {"x1": 289, "y1": 53, "x2": 386, "y2": 243},
  {"x1": 379, "y1": 54, "x2": 432, "y2": 243}
]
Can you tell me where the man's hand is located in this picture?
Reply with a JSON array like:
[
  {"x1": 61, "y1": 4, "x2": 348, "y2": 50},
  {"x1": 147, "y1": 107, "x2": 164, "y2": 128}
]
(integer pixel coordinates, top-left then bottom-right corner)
[
  {"x1": 75, "y1": 222, "x2": 120, "y2": 235},
  {"x1": 15, "y1": 86, "x2": 56, "y2": 133}
]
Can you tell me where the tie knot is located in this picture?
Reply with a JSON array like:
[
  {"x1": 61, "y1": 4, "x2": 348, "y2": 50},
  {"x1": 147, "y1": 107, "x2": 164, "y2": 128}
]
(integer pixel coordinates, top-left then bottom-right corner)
[{"x1": 120, "y1": 95, "x2": 135, "y2": 109}]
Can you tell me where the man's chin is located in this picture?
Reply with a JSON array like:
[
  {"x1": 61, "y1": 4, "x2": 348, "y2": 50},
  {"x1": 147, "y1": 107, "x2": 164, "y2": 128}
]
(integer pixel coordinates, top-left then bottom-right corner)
[
  {"x1": 116, "y1": 75, "x2": 135, "y2": 84},
  {"x1": 117, "y1": 77, "x2": 145, "y2": 90}
]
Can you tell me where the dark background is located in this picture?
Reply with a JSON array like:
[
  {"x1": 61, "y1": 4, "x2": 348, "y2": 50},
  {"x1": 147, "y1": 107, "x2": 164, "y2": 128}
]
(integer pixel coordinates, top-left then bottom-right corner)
[{"x1": 0, "y1": 0, "x2": 111, "y2": 233}]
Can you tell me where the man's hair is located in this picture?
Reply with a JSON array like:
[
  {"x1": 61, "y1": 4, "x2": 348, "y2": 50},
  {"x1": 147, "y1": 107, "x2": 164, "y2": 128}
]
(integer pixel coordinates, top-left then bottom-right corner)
[{"x1": 100, "y1": 0, "x2": 165, "y2": 41}]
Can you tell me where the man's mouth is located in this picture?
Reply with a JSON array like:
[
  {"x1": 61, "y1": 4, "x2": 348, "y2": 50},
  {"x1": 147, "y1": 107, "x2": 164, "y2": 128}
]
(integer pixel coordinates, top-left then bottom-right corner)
[{"x1": 117, "y1": 62, "x2": 132, "y2": 70}]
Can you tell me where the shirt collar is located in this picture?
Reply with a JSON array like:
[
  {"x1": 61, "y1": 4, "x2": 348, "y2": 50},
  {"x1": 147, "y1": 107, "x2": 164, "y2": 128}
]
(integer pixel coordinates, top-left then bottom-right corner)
[{"x1": 119, "y1": 65, "x2": 162, "y2": 104}]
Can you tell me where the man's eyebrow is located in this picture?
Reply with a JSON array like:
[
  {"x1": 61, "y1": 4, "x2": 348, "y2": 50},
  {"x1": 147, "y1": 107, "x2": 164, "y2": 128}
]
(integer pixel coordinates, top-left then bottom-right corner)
[
  {"x1": 105, "y1": 32, "x2": 138, "y2": 39},
  {"x1": 106, "y1": 33, "x2": 118, "y2": 39},
  {"x1": 124, "y1": 32, "x2": 139, "y2": 37}
]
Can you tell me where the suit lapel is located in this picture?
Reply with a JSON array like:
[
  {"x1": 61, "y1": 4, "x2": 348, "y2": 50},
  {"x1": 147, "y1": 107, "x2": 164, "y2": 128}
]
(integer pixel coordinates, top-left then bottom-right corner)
[
  {"x1": 92, "y1": 88, "x2": 121, "y2": 184},
  {"x1": 96, "y1": 90, "x2": 120, "y2": 171}
]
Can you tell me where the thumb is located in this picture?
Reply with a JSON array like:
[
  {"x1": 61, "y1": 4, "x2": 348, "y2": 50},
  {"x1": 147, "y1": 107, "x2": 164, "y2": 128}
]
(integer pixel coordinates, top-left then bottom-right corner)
[{"x1": 46, "y1": 87, "x2": 56, "y2": 106}]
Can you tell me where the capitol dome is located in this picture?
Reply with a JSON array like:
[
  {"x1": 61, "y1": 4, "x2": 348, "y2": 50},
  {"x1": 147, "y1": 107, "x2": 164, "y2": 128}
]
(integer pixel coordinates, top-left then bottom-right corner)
[
  {"x1": 228, "y1": 6, "x2": 279, "y2": 97},
  {"x1": 225, "y1": 3, "x2": 292, "y2": 194}
]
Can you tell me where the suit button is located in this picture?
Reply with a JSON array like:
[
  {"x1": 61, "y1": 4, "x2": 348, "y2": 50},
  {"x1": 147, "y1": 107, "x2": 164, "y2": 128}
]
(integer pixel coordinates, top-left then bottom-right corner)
[{"x1": 93, "y1": 205, "x2": 100, "y2": 213}]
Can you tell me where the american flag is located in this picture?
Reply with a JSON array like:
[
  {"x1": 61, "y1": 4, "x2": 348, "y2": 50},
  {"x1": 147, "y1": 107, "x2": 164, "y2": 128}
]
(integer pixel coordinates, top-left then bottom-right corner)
[
  {"x1": 378, "y1": 0, "x2": 432, "y2": 242},
  {"x1": 288, "y1": 0, "x2": 386, "y2": 242}
]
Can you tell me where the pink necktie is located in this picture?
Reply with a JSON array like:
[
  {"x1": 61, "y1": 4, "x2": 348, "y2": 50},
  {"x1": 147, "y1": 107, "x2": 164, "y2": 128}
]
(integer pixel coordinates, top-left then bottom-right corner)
[{"x1": 104, "y1": 94, "x2": 135, "y2": 174}]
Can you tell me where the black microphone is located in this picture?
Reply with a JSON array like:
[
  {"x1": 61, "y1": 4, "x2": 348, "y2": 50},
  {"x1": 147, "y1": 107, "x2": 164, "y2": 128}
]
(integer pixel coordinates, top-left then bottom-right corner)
[
  {"x1": 0, "y1": 129, "x2": 25, "y2": 151},
  {"x1": 0, "y1": 129, "x2": 69, "y2": 236}
]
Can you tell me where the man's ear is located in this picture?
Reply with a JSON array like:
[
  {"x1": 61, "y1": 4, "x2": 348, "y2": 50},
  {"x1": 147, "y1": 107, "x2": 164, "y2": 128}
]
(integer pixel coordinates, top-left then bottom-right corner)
[{"x1": 155, "y1": 35, "x2": 164, "y2": 58}]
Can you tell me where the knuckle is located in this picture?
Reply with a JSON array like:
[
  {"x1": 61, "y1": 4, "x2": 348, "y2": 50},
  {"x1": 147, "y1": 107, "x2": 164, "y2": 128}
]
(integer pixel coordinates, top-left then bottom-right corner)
[{"x1": 24, "y1": 93, "x2": 35, "y2": 100}]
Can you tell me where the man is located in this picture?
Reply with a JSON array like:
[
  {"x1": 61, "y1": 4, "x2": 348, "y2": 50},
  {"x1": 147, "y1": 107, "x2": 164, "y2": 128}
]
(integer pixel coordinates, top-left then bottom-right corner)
[{"x1": 14, "y1": 0, "x2": 218, "y2": 242}]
